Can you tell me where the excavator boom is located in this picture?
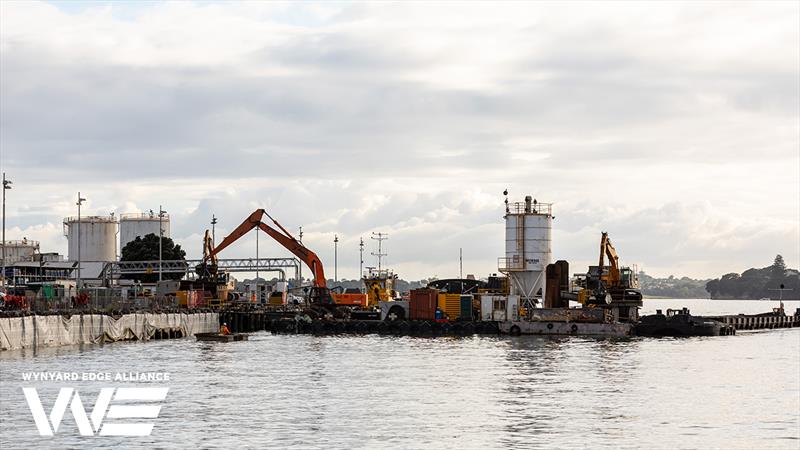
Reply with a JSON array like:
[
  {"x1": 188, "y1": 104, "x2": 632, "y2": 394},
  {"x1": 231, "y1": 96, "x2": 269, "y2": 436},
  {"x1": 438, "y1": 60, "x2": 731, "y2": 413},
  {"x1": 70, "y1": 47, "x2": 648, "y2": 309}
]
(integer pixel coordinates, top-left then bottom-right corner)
[
  {"x1": 598, "y1": 232, "x2": 621, "y2": 285},
  {"x1": 203, "y1": 209, "x2": 327, "y2": 289}
]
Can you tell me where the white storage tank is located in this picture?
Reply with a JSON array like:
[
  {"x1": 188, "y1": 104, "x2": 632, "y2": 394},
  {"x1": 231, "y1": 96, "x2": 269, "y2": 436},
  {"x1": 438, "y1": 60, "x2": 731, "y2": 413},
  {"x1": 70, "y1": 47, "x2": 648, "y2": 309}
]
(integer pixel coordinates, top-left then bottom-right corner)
[
  {"x1": 120, "y1": 212, "x2": 169, "y2": 251},
  {"x1": 0, "y1": 238, "x2": 40, "y2": 264},
  {"x1": 63, "y1": 215, "x2": 117, "y2": 262},
  {"x1": 499, "y1": 195, "x2": 552, "y2": 302}
]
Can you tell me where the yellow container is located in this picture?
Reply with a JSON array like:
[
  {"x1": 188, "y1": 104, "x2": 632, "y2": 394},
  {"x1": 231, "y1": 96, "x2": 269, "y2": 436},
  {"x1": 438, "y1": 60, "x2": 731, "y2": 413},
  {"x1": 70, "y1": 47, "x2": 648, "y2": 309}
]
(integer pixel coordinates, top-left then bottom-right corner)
[
  {"x1": 437, "y1": 293, "x2": 461, "y2": 320},
  {"x1": 268, "y1": 292, "x2": 284, "y2": 305},
  {"x1": 176, "y1": 290, "x2": 189, "y2": 307}
]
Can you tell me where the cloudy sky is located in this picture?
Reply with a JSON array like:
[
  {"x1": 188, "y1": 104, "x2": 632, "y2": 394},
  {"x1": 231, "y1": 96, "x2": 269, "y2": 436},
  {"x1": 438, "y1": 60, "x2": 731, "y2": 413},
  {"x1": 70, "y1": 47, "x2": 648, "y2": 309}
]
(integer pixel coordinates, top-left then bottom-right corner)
[{"x1": 1, "y1": 1, "x2": 798, "y2": 281}]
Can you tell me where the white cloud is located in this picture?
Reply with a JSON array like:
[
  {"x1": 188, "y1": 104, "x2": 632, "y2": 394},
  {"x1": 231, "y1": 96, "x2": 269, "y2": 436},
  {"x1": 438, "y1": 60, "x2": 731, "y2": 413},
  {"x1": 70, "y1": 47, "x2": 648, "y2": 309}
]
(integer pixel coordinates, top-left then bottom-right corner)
[{"x1": 1, "y1": 1, "x2": 797, "y2": 280}]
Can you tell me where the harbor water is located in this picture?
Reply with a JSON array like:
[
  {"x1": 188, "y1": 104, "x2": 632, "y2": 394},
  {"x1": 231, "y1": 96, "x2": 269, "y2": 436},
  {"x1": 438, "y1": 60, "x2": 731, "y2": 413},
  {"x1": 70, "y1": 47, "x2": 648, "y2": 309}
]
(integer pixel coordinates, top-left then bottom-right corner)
[{"x1": 1, "y1": 299, "x2": 799, "y2": 449}]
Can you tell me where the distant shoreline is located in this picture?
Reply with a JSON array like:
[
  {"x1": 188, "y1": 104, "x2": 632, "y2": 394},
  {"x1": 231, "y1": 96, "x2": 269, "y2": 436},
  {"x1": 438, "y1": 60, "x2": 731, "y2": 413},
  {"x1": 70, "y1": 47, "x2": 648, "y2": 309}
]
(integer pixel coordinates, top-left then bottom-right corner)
[{"x1": 643, "y1": 296, "x2": 800, "y2": 301}]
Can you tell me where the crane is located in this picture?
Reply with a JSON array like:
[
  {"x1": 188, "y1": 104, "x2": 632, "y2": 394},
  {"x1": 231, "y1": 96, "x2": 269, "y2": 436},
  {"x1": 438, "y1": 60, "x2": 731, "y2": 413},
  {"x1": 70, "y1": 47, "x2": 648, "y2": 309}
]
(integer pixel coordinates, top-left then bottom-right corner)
[{"x1": 197, "y1": 209, "x2": 365, "y2": 308}]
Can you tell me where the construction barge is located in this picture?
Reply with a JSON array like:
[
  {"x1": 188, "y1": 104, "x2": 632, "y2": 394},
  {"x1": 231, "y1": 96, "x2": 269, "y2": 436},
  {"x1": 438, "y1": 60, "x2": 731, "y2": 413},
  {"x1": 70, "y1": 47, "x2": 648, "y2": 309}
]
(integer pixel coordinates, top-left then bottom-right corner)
[
  {"x1": 3, "y1": 193, "x2": 795, "y2": 351},
  {"x1": 216, "y1": 307, "x2": 799, "y2": 338},
  {"x1": 156, "y1": 193, "x2": 800, "y2": 340}
]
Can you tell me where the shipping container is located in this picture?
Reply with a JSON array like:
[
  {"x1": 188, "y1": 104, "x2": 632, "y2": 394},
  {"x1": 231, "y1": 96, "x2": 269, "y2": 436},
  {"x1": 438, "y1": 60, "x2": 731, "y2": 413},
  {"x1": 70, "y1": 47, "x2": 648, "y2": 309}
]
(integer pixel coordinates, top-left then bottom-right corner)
[
  {"x1": 460, "y1": 295, "x2": 473, "y2": 320},
  {"x1": 409, "y1": 288, "x2": 438, "y2": 320},
  {"x1": 177, "y1": 290, "x2": 206, "y2": 308},
  {"x1": 438, "y1": 293, "x2": 461, "y2": 320}
]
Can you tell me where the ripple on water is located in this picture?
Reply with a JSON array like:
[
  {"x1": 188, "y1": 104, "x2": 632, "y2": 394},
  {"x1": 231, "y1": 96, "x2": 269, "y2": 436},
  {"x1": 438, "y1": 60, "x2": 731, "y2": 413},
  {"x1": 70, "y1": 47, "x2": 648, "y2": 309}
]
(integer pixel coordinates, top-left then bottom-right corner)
[{"x1": 1, "y1": 299, "x2": 799, "y2": 449}]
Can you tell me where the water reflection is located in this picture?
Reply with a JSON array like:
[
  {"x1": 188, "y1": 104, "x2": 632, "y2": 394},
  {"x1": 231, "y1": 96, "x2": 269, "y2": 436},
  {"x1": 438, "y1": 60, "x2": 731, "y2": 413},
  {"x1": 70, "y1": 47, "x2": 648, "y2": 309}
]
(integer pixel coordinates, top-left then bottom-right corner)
[{"x1": 1, "y1": 301, "x2": 798, "y2": 449}]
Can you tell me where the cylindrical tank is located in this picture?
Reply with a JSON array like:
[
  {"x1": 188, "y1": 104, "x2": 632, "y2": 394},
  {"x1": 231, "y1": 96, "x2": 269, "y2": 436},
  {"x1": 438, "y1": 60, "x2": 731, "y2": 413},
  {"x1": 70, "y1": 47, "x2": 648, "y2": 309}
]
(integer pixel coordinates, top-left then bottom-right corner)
[
  {"x1": 1, "y1": 239, "x2": 40, "y2": 264},
  {"x1": 504, "y1": 214, "x2": 552, "y2": 271},
  {"x1": 501, "y1": 198, "x2": 553, "y2": 301},
  {"x1": 120, "y1": 212, "x2": 170, "y2": 251},
  {"x1": 63, "y1": 215, "x2": 117, "y2": 261}
]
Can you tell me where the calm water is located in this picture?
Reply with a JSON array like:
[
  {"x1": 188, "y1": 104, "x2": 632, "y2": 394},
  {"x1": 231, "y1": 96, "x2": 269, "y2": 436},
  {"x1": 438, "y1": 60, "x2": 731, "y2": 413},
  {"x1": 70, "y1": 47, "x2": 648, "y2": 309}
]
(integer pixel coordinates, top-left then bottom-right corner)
[{"x1": 1, "y1": 299, "x2": 798, "y2": 449}]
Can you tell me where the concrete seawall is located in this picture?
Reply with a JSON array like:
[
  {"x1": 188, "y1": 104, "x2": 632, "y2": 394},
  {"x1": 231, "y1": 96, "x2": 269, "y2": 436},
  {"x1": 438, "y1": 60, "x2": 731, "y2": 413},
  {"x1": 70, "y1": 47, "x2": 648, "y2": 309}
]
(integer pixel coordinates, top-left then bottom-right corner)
[{"x1": 0, "y1": 312, "x2": 219, "y2": 351}]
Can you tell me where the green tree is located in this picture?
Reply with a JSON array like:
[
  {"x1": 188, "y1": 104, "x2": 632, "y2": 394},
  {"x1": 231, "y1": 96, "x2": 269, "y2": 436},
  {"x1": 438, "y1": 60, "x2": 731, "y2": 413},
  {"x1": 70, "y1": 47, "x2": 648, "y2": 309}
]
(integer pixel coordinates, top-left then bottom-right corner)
[
  {"x1": 120, "y1": 233, "x2": 186, "y2": 282},
  {"x1": 770, "y1": 254, "x2": 787, "y2": 280}
]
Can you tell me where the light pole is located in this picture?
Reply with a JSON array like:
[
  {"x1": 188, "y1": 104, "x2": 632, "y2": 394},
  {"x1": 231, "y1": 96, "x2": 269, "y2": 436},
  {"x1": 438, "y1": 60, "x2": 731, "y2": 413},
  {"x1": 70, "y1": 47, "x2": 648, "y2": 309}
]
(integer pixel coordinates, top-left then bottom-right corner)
[
  {"x1": 359, "y1": 237, "x2": 364, "y2": 282},
  {"x1": 76, "y1": 193, "x2": 86, "y2": 290},
  {"x1": 158, "y1": 206, "x2": 166, "y2": 282},
  {"x1": 298, "y1": 226, "x2": 303, "y2": 285},
  {"x1": 2, "y1": 173, "x2": 12, "y2": 290},
  {"x1": 211, "y1": 214, "x2": 217, "y2": 246},
  {"x1": 334, "y1": 234, "x2": 339, "y2": 283}
]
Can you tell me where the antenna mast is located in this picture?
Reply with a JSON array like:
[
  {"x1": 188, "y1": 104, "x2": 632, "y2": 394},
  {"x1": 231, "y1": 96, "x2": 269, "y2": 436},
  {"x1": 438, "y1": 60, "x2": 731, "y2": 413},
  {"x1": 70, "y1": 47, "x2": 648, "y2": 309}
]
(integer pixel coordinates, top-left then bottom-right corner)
[{"x1": 371, "y1": 232, "x2": 388, "y2": 271}]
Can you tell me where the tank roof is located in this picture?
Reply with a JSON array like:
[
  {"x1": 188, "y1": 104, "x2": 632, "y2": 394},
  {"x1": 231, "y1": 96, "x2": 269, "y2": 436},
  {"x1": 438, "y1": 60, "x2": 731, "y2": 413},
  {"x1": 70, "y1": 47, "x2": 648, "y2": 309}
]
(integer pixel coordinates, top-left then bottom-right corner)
[
  {"x1": 120, "y1": 212, "x2": 169, "y2": 220},
  {"x1": 63, "y1": 215, "x2": 118, "y2": 223}
]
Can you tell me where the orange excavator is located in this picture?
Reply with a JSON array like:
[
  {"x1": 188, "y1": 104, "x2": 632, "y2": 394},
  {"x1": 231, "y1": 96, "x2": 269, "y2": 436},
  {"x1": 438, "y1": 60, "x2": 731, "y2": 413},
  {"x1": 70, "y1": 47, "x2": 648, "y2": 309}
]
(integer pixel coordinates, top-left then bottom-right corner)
[{"x1": 196, "y1": 209, "x2": 366, "y2": 308}]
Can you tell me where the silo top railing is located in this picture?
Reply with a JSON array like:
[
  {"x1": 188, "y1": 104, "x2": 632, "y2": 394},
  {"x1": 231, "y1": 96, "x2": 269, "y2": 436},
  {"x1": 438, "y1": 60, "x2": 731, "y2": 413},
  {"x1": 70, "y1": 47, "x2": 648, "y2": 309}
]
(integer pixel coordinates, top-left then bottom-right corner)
[
  {"x1": 62, "y1": 215, "x2": 119, "y2": 223},
  {"x1": 120, "y1": 212, "x2": 168, "y2": 220},
  {"x1": 0, "y1": 239, "x2": 40, "y2": 247},
  {"x1": 506, "y1": 202, "x2": 552, "y2": 215}
]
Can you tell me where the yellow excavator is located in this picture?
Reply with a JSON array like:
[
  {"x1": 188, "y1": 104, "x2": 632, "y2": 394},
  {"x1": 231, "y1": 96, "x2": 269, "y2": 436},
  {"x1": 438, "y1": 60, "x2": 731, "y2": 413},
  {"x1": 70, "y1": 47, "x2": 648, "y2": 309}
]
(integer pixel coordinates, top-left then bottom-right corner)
[{"x1": 577, "y1": 232, "x2": 642, "y2": 305}]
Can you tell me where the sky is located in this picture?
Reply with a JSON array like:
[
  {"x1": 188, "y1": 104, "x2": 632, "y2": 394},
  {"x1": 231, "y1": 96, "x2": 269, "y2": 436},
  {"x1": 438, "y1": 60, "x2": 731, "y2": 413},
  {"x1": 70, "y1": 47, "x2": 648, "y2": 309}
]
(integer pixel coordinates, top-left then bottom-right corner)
[{"x1": 0, "y1": 1, "x2": 798, "y2": 281}]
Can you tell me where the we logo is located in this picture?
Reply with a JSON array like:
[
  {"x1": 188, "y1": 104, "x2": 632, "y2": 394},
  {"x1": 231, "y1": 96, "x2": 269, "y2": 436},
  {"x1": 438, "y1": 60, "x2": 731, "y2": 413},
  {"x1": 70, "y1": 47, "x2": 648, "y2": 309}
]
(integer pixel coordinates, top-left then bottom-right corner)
[{"x1": 22, "y1": 387, "x2": 169, "y2": 436}]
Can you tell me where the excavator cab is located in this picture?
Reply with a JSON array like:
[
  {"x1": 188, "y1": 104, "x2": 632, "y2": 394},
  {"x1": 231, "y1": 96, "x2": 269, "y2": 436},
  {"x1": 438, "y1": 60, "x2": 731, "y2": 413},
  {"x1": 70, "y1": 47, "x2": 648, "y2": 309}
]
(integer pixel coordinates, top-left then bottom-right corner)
[{"x1": 310, "y1": 286, "x2": 335, "y2": 305}]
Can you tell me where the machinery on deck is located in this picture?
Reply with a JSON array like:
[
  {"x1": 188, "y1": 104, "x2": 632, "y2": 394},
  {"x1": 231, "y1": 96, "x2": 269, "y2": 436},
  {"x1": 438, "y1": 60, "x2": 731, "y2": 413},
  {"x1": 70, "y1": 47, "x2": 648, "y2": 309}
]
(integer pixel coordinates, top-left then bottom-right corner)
[
  {"x1": 363, "y1": 268, "x2": 398, "y2": 308},
  {"x1": 574, "y1": 232, "x2": 643, "y2": 321},
  {"x1": 196, "y1": 209, "x2": 366, "y2": 310},
  {"x1": 597, "y1": 232, "x2": 640, "y2": 297}
]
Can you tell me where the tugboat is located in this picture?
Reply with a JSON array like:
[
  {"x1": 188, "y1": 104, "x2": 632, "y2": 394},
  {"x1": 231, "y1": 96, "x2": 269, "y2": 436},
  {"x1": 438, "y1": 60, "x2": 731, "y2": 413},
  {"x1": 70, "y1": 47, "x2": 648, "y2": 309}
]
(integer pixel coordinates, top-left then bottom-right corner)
[{"x1": 635, "y1": 308, "x2": 734, "y2": 337}]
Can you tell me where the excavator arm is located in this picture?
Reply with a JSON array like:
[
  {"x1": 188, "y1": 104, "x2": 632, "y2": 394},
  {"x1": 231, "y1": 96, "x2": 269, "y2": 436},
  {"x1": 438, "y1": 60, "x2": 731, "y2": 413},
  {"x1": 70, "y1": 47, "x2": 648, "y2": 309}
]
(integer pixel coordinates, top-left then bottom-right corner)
[
  {"x1": 203, "y1": 209, "x2": 327, "y2": 289},
  {"x1": 598, "y1": 232, "x2": 621, "y2": 286},
  {"x1": 203, "y1": 230, "x2": 216, "y2": 266}
]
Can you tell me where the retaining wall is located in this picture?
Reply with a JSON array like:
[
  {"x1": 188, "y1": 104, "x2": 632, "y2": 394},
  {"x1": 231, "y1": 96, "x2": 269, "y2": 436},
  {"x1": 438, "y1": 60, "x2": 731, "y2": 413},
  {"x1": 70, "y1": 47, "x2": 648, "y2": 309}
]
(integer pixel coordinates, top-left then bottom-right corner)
[{"x1": 0, "y1": 312, "x2": 219, "y2": 351}]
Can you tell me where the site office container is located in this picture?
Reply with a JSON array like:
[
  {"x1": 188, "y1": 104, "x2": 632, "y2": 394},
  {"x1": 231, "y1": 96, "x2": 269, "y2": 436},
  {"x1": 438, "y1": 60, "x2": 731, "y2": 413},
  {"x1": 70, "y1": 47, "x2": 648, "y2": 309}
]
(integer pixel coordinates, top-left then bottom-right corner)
[{"x1": 409, "y1": 288, "x2": 439, "y2": 320}]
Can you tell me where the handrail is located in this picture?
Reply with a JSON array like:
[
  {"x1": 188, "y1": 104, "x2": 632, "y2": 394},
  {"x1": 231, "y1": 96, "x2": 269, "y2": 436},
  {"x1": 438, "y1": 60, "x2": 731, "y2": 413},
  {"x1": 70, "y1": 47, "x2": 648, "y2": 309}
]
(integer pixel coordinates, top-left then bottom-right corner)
[
  {"x1": 505, "y1": 202, "x2": 552, "y2": 215},
  {"x1": 498, "y1": 256, "x2": 525, "y2": 271},
  {"x1": 63, "y1": 215, "x2": 118, "y2": 223},
  {"x1": 0, "y1": 239, "x2": 40, "y2": 247},
  {"x1": 120, "y1": 212, "x2": 168, "y2": 220}
]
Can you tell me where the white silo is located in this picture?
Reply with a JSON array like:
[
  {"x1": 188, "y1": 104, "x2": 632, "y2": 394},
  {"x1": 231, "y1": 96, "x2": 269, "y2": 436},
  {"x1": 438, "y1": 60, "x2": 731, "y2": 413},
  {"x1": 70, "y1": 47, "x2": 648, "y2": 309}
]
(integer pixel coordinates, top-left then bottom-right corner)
[
  {"x1": 63, "y1": 215, "x2": 117, "y2": 261},
  {"x1": 120, "y1": 211, "x2": 170, "y2": 251},
  {"x1": 499, "y1": 195, "x2": 552, "y2": 304}
]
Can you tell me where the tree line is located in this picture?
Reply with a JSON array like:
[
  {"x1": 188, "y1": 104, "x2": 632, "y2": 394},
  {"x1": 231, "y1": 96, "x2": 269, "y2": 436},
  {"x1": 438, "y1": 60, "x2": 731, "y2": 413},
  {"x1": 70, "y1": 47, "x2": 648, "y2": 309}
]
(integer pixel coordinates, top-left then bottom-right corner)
[{"x1": 705, "y1": 255, "x2": 798, "y2": 300}]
